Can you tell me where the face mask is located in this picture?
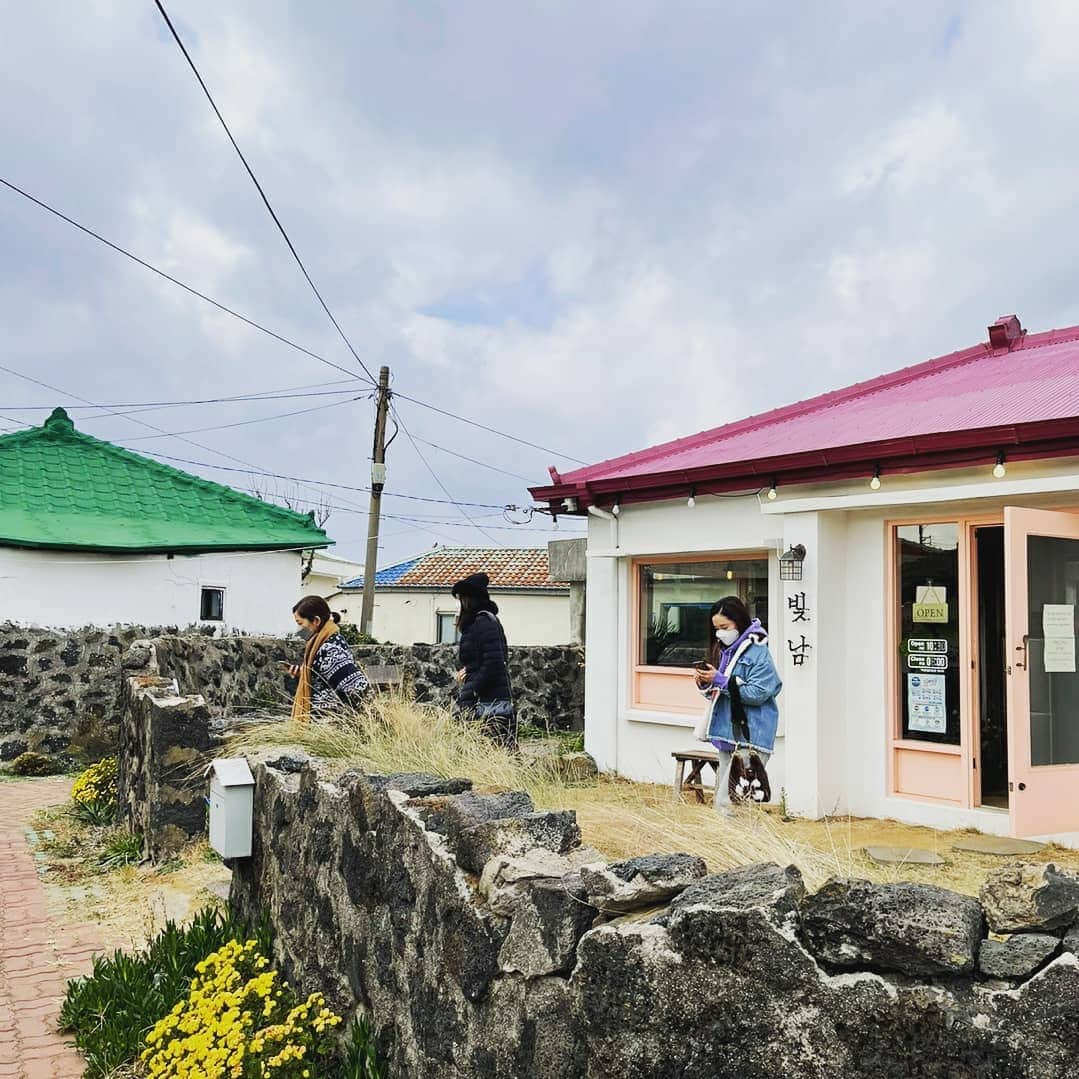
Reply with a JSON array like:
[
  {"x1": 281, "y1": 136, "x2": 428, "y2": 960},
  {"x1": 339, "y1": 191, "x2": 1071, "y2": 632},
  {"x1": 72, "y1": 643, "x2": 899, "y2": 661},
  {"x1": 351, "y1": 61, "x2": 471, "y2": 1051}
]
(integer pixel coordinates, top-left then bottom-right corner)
[
  {"x1": 297, "y1": 627, "x2": 313, "y2": 641},
  {"x1": 716, "y1": 628, "x2": 739, "y2": 646}
]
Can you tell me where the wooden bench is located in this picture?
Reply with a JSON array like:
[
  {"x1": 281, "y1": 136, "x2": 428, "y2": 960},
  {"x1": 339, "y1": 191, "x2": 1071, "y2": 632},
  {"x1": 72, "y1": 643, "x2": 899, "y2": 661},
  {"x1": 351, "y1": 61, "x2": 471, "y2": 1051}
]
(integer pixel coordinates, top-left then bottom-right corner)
[
  {"x1": 365, "y1": 664, "x2": 403, "y2": 691},
  {"x1": 672, "y1": 748, "x2": 721, "y2": 804}
]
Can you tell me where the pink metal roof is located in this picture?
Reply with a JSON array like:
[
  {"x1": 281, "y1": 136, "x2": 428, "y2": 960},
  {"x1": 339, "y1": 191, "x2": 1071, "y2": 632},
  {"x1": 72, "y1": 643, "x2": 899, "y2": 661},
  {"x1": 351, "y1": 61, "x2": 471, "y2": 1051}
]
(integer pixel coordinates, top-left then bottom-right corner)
[{"x1": 531, "y1": 317, "x2": 1079, "y2": 510}]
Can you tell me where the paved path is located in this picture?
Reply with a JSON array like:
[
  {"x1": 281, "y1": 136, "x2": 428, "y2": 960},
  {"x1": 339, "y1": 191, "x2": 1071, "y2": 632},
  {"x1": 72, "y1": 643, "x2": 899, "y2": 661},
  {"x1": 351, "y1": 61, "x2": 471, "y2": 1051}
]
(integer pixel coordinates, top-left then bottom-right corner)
[{"x1": 0, "y1": 778, "x2": 98, "y2": 1078}]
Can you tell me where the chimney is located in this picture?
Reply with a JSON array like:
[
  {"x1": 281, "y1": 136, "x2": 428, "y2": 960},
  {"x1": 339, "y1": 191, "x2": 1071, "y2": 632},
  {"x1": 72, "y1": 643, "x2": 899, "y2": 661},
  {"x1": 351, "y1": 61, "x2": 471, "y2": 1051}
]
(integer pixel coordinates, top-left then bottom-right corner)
[{"x1": 988, "y1": 314, "x2": 1023, "y2": 351}]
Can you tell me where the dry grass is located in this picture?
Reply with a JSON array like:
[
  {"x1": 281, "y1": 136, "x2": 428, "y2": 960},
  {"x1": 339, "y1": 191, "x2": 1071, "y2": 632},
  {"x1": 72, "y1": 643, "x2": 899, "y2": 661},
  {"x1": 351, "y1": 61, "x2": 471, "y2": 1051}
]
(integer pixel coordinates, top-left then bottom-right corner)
[{"x1": 225, "y1": 692, "x2": 1065, "y2": 894}]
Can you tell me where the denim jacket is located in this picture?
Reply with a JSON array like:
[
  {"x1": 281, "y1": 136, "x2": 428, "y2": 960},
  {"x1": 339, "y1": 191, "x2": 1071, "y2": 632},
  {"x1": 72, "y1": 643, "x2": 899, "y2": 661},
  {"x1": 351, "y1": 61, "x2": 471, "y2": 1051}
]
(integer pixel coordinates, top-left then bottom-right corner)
[{"x1": 703, "y1": 641, "x2": 782, "y2": 752}]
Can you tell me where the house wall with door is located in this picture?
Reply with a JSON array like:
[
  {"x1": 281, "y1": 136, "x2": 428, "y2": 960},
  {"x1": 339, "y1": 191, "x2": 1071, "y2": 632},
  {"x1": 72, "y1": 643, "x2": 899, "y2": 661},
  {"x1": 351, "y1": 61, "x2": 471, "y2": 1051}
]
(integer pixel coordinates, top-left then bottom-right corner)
[
  {"x1": 332, "y1": 588, "x2": 572, "y2": 646},
  {"x1": 585, "y1": 455, "x2": 1079, "y2": 847},
  {"x1": 0, "y1": 547, "x2": 301, "y2": 635}
]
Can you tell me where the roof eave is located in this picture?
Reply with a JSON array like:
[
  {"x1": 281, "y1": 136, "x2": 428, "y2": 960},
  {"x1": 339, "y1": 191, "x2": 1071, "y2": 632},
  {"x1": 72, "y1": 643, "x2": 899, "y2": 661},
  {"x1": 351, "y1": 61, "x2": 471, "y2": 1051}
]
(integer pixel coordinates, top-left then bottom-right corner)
[
  {"x1": 530, "y1": 418, "x2": 1079, "y2": 513},
  {"x1": 0, "y1": 538, "x2": 333, "y2": 555}
]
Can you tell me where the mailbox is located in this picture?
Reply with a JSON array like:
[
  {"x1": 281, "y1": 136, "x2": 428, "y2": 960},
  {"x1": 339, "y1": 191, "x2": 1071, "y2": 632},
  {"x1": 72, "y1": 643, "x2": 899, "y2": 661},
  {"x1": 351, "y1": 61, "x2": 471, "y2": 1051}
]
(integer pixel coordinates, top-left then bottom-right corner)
[{"x1": 208, "y1": 758, "x2": 255, "y2": 860}]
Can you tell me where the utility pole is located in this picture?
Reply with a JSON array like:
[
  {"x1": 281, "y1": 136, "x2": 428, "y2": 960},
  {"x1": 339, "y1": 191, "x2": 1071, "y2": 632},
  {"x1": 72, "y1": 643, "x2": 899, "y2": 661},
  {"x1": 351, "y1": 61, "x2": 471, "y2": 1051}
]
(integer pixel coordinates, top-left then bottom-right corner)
[{"x1": 360, "y1": 365, "x2": 390, "y2": 638}]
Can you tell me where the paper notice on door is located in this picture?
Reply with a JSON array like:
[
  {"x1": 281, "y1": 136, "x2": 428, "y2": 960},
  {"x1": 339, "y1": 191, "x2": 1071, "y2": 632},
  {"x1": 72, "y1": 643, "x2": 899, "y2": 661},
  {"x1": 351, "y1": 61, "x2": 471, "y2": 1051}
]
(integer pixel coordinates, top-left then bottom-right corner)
[
  {"x1": 907, "y1": 673, "x2": 947, "y2": 733},
  {"x1": 1044, "y1": 636, "x2": 1076, "y2": 674},
  {"x1": 1042, "y1": 604, "x2": 1074, "y2": 638}
]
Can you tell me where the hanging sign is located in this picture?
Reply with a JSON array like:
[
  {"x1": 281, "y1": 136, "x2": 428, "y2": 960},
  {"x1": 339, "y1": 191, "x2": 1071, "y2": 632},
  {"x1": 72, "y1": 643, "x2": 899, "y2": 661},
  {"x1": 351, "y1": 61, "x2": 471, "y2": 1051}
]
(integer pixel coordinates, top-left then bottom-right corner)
[
  {"x1": 908, "y1": 653, "x2": 948, "y2": 671},
  {"x1": 908, "y1": 673, "x2": 947, "y2": 733},
  {"x1": 908, "y1": 639, "x2": 948, "y2": 654},
  {"x1": 913, "y1": 585, "x2": 948, "y2": 623}
]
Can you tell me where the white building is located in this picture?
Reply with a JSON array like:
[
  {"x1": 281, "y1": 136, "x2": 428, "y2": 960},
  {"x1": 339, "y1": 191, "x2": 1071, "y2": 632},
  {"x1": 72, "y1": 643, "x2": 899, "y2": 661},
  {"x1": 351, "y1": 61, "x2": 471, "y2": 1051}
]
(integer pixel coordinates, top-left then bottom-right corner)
[
  {"x1": 332, "y1": 547, "x2": 571, "y2": 646},
  {"x1": 0, "y1": 408, "x2": 332, "y2": 635},
  {"x1": 531, "y1": 315, "x2": 1079, "y2": 845},
  {"x1": 300, "y1": 551, "x2": 365, "y2": 601}
]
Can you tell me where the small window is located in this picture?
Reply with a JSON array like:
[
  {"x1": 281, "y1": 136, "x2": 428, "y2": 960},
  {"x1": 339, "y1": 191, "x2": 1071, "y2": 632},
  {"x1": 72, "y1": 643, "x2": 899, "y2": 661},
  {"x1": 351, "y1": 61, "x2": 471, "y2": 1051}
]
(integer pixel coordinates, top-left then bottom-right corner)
[
  {"x1": 200, "y1": 587, "x2": 225, "y2": 622},
  {"x1": 436, "y1": 612, "x2": 459, "y2": 644},
  {"x1": 638, "y1": 558, "x2": 769, "y2": 668}
]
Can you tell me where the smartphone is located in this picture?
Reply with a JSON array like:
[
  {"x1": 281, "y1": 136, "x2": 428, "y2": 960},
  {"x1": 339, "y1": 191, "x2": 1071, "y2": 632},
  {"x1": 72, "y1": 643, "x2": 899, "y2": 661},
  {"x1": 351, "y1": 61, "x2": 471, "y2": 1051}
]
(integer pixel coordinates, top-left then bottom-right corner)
[{"x1": 694, "y1": 661, "x2": 711, "y2": 672}]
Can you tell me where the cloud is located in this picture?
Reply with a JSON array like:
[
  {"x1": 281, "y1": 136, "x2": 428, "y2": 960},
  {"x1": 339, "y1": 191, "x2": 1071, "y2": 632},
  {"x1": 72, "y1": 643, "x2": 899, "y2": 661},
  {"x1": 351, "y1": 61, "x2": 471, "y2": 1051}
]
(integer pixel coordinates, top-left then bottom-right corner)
[{"x1": 4, "y1": 1, "x2": 1079, "y2": 564}]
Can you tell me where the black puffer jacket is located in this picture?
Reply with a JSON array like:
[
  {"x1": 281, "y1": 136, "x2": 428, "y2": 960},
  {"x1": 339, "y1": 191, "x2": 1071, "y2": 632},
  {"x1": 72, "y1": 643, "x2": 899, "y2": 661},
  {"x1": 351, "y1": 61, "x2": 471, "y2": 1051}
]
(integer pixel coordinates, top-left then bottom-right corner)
[{"x1": 458, "y1": 610, "x2": 512, "y2": 707}]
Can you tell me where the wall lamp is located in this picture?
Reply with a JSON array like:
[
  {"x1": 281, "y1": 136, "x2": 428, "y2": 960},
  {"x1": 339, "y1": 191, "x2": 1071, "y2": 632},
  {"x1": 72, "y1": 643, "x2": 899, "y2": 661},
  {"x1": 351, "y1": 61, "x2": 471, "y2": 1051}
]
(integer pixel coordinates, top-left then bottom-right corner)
[{"x1": 779, "y1": 543, "x2": 807, "y2": 582}]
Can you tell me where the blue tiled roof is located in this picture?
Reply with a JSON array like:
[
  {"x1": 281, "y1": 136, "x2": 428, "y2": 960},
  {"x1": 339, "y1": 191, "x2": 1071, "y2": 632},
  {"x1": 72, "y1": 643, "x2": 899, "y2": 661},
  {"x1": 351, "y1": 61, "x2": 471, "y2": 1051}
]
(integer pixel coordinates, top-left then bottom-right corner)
[{"x1": 342, "y1": 556, "x2": 422, "y2": 589}]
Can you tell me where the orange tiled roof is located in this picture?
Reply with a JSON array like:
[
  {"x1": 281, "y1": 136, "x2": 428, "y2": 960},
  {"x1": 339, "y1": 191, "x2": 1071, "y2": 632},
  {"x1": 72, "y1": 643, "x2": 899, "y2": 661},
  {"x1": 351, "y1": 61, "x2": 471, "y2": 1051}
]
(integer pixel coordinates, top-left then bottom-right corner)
[{"x1": 343, "y1": 547, "x2": 567, "y2": 591}]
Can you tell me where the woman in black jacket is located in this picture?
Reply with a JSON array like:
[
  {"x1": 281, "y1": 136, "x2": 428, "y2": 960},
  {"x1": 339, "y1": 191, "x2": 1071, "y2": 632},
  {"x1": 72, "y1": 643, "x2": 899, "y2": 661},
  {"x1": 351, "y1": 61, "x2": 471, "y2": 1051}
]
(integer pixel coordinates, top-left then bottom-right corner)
[{"x1": 452, "y1": 573, "x2": 516, "y2": 748}]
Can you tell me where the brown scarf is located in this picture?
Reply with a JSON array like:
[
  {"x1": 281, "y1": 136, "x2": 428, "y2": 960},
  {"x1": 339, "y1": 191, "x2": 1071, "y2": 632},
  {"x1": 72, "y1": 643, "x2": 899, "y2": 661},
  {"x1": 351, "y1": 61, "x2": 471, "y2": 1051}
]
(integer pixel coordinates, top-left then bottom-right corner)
[{"x1": 291, "y1": 619, "x2": 339, "y2": 723}]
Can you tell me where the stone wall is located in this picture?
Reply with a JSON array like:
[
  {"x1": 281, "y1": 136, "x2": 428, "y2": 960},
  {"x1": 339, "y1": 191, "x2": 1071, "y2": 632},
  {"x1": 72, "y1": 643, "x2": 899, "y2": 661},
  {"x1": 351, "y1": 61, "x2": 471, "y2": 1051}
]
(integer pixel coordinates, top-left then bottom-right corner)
[
  {"x1": 145, "y1": 636, "x2": 585, "y2": 731},
  {"x1": 2, "y1": 627, "x2": 584, "y2": 763},
  {"x1": 0, "y1": 623, "x2": 185, "y2": 761},
  {"x1": 229, "y1": 754, "x2": 1079, "y2": 1079},
  {"x1": 118, "y1": 676, "x2": 225, "y2": 861}
]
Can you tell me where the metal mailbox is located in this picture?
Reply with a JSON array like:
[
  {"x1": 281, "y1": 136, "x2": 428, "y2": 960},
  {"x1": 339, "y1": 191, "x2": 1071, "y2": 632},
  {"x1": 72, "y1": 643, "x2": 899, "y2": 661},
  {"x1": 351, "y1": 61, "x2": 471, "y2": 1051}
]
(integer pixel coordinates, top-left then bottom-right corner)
[{"x1": 208, "y1": 758, "x2": 254, "y2": 860}]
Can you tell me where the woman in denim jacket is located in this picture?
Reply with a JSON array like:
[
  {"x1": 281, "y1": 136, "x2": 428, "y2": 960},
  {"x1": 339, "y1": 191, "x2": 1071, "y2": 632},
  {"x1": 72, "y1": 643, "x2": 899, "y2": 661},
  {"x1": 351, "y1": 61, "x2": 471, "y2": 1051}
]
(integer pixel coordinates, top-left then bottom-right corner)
[{"x1": 694, "y1": 596, "x2": 782, "y2": 814}]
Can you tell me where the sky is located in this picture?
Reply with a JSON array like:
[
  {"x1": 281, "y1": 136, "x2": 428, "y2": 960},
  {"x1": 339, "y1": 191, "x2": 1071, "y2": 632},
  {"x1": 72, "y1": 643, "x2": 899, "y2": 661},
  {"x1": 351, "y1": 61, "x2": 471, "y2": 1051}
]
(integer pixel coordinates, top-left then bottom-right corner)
[{"x1": 3, "y1": 1, "x2": 1079, "y2": 566}]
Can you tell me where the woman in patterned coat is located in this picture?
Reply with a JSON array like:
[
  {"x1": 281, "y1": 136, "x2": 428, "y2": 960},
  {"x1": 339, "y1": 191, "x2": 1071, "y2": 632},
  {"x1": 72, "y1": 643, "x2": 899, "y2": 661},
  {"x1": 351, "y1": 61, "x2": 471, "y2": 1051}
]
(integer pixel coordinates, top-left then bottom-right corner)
[{"x1": 289, "y1": 596, "x2": 370, "y2": 720}]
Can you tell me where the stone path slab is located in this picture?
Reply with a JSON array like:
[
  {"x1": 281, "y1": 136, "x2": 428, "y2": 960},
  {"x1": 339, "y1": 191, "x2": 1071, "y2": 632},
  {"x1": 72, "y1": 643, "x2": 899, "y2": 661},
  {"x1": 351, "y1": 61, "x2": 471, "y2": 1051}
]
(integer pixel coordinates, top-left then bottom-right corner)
[
  {"x1": 951, "y1": 835, "x2": 1047, "y2": 856},
  {"x1": 864, "y1": 845, "x2": 946, "y2": 866},
  {"x1": 0, "y1": 777, "x2": 97, "y2": 1078}
]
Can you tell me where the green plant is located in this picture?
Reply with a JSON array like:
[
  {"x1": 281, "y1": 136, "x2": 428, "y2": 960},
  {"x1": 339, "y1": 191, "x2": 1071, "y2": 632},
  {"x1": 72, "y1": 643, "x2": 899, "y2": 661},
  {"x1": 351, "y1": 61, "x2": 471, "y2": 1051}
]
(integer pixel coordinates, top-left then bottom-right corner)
[
  {"x1": 71, "y1": 756, "x2": 118, "y2": 825},
  {"x1": 645, "y1": 615, "x2": 677, "y2": 665},
  {"x1": 96, "y1": 829, "x2": 143, "y2": 870},
  {"x1": 340, "y1": 1014, "x2": 386, "y2": 1079},
  {"x1": 9, "y1": 750, "x2": 61, "y2": 776},
  {"x1": 60, "y1": 905, "x2": 272, "y2": 1077},
  {"x1": 338, "y1": 622, "x2": 381, "y2": 647}
]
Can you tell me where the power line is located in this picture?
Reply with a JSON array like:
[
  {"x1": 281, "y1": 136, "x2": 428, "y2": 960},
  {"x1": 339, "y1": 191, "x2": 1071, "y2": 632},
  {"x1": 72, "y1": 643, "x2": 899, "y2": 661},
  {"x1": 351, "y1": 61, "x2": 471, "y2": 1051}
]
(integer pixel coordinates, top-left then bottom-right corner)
[
  {"x1": 119, "y1": 393, "x2": 363, "y2": 441},
  {"x1": 408, "y1": 431, "x2": 539, "y2": 483},
  {"x1": 0, "y1": 377, "x2": 362, "y2": 413},
  {"x1": 0, "y1": 176, "x2": 360, "y2": 384},
  {"x1": 0, "y1": 174, "x2": 586, "y2": 465},
  {"x1": 392, "y1": 405, "x2": 504, "y2": 547},
  {"x1": 153, "y1": 0, "x2": 377, "y2": 387},
  {"x1": 392, "y1": 390, "x2": 587, "y2": 465},
  {"x1": 137, "y1": 450, "x2": 518, "y2": 509}
]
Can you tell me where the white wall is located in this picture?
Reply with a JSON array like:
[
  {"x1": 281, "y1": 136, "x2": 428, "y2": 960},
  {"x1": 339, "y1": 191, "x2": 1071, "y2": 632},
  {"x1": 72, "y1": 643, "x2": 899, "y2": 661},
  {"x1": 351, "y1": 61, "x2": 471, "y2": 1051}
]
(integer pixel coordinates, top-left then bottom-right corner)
[
  {"x1": 332, "y1": 589, "x2": 572, "y2": 646},
  {"x1": 583, "y1": 496, "x2": 788, "y2": 794},
  {"x1": 0, "y1": 547, "x2": 302, "y2": 634}
]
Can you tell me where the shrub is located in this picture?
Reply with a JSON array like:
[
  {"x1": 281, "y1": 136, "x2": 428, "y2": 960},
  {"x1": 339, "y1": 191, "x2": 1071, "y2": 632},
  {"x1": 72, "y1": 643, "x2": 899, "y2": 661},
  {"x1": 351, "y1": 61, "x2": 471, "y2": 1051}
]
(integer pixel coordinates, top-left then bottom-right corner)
[
  {"x1": 9, "y1": 750, "x2": 60, "y2": 776},
  {"x1": 70, "y1": 756, "x2": 118, "y2": 825},
  {"x1": 96, "y1": 828, "x2": 143, "y2": 870},
  {"x1": 60, "y1": 905, "x2": 272, "y2": 1077},
  {"x1": 141, "y1": 938, "x2": 342, "y2": 1078}
]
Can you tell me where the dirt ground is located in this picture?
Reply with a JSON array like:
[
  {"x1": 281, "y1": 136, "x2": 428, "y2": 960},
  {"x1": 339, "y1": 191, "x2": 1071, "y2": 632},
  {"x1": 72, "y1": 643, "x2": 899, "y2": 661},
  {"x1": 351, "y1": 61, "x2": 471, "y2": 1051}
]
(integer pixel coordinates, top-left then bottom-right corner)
[{"x1": 27, "y1": 801, "x2": 232, "y2": 952}]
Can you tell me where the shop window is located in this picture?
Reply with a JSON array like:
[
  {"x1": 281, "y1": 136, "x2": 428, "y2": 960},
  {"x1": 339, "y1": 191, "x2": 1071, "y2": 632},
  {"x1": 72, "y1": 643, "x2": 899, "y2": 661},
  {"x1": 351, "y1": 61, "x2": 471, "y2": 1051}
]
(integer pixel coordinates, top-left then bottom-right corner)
[
  {"x1": 895, "y1": 524, "x2": 960, "y2": 745},
  {"x1": 200, "y1": 587, "x2": 225, "y2": 622},
  {"x1": 638, "y1": 558, "x2": 769, "y2": 668},
  {"x1": 436, "y1": 612, "x2": 460, "y2": 644}
]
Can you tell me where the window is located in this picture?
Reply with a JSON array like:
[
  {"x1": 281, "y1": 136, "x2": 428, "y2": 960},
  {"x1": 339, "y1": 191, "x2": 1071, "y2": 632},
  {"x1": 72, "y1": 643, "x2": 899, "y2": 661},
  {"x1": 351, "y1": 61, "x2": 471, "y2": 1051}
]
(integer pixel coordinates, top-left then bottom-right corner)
[
  {"x1": 895, "y1": 524, "x2": 960, "y2": 745},
  {"x1": 436, "y1": 612, "x2": 459, "y2": 644},
  {"x1": 638, "y1": 558, "x2": 769, "y2": 668},
  {"x1": 200, "y1": 587, "x2": 225, "y2": 622}
]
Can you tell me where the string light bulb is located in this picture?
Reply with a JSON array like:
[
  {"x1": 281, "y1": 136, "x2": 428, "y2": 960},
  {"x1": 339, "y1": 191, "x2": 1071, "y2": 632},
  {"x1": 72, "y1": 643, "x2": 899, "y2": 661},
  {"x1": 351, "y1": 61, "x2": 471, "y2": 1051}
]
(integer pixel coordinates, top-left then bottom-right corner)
[
  {"x1": 767, "y1": 480, "x2": 778, "y2": 501},
  {"x1": 869, "y1": 465, "x2": 882, "y2": 491},
  {"x1": 611, "y1": 500, "x2": 621, "y2": 517},
  {"x1": 726, "y1": 564, "x2": 735, "y2": 581},
  {"x1": 993, "y1": 451, "x2": 1006, "y2": 479},
  {"x1": 687, "y1": 489, "x2": 696, "y2": 508}
]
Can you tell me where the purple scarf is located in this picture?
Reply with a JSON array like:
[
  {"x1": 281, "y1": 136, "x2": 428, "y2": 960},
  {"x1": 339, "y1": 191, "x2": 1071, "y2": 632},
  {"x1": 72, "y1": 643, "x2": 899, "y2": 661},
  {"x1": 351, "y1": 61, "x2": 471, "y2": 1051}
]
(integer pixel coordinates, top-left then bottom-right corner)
[{"x1": 716, "y1": 618, "x2": 766, "y2": 676}]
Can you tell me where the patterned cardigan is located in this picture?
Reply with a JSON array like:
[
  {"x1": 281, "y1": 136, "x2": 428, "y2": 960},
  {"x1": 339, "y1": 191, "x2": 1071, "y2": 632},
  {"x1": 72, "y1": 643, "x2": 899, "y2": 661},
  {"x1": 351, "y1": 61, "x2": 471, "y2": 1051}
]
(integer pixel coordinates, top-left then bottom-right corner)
[{"x1": 310, "y1": 634, "x2": 370, "y2": 709}]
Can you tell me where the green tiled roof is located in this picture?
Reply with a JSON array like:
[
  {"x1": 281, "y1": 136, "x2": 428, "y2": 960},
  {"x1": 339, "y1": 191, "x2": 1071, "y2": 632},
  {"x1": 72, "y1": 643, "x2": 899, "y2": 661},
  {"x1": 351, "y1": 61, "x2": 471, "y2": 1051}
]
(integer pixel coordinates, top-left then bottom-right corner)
[{"x1": 0, "y1": 408, "x2": 332, "y2": 553}]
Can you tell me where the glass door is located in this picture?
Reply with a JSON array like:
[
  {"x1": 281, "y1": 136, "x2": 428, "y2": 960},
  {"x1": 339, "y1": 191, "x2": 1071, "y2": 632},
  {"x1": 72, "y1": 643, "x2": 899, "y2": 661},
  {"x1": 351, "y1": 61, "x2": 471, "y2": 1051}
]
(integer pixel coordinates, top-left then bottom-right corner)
[{"x1": 1004, "y1": 507, "x2": 1079, "y2": 837}]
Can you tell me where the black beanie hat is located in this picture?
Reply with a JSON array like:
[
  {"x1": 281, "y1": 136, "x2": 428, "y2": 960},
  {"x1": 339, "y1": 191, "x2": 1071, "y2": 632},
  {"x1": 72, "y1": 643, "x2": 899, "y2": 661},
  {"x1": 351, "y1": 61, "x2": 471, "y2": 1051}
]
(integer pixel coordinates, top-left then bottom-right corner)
[{"x1": 451, "y1": 572, "x2": 490, "y2": 598}]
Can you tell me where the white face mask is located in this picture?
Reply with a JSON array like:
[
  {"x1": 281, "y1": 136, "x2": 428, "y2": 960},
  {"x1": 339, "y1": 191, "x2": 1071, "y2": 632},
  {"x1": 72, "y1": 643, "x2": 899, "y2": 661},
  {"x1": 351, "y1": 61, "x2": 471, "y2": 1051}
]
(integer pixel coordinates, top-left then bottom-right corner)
[{"x1": 715, "y1": 627, "x2": 739, "y2": 646}]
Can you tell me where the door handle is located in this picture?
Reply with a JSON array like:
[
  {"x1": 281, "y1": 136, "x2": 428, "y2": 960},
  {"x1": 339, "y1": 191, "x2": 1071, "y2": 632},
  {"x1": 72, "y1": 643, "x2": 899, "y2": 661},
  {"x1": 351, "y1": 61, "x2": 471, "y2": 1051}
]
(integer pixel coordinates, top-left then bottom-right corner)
[{"x1": 1015, "y1": 634, "x2": 1029, "y2": 670}]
